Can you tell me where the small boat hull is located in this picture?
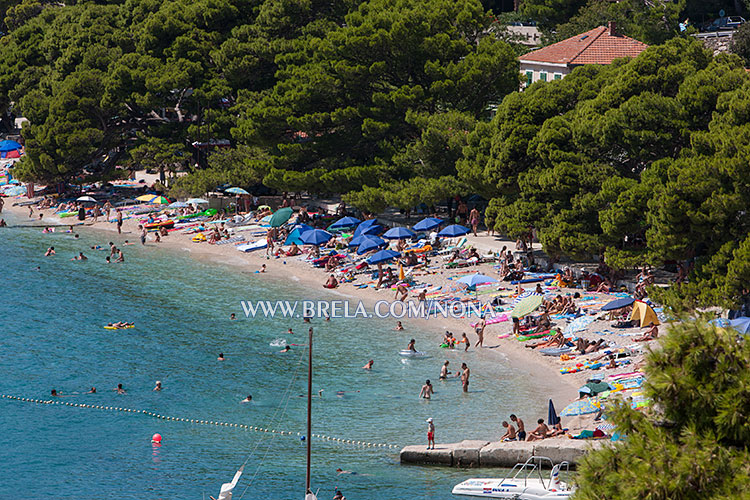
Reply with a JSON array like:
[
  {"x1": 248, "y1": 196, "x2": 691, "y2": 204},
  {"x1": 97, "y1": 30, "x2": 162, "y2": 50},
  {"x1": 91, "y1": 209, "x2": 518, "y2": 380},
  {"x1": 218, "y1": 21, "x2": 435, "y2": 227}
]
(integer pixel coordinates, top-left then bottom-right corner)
[{"x1": 452, "y1": 478, "x2": 573, "y2": 499}]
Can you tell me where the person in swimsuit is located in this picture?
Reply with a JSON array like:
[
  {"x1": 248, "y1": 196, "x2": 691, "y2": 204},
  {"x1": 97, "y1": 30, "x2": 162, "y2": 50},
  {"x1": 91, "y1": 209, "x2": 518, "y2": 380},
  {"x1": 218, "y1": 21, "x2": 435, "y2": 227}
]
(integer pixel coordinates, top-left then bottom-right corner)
[
  {"x1": 116, "y1": 210, "x2": 123, "y2": 234},
  {"x1": 363, "y1": 359, "x2": 374, "y2": 370},
  {"x1": 241, "y1": 395, "x2": 253, "y2": 403},
  {"x1": 426, "y1": 418, "x2": 435, "y2": 449},
  {"x1": 419, "y1": 380, "x2": 434, "y2": 399},
  {"x1": 395, "y1": 321, "x2": 404, "y2": 331},
  {"x1": 153, "y1": 381, "x2": 162, "y2": 391},
  {"x1": 474, "y1": 317, "x2": 486, "y2": 348},
  {"x1": 500, "y1": 421, "x2": 517, "y2": 441},
  {"x1": 461, "y1": 333, "x2": 470, "y2": 352},
  {"x1": 217, "y1": 353, "x2": 226, "y2": 361},
  {"x1": 115, "y1": 383, "x2": 126, "y2": 394},
  {"x1": 45, "y1": 246, "x2": 55, "y2": 256},
  {"x1": 510, "y1": 414, "x2": 525, "y2": 441},
  {"x1": 460, "y1": 363, "x2": 470, "y2": 392},
  {"x1": 439, "y1": 361, "x2": 451, "y2": 380},
  {"x1": 407, "y1": 339, "x2": 417, "y2": 352},
  {"x1": 526, "y1": 419, "x2": 549, "y2": 441}
]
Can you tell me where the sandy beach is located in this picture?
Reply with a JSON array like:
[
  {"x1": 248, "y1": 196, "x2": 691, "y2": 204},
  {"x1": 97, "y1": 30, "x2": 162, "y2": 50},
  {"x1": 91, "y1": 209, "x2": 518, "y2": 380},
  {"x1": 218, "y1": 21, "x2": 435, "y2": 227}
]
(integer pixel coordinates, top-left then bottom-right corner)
[{"x1": 3, "y1": 196, "x2": 659, "y2": 441}]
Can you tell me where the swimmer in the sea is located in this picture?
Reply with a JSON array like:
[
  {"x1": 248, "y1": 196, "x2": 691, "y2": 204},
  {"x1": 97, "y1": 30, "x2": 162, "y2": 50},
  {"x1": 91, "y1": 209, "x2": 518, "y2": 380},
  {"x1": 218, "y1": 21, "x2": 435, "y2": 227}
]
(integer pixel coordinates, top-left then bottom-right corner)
[
  {"x1": 153, "y1": 381, "x2": 162, "y2": 391},
  {"x1": 395, "y1": 321, "x2": 404, "y2": 331},
  {"x1": 363, "y1": 359, "x2": 374, "y2": 370},
  {"x1": 407, "y1": 339, "x2": 416, "y2": 352},
  {"x1": 230, "y1": 313, "x2": 236, "y2": 320},
  {"x1": 86, "y1": 387, "x2": 96, "y2": 394},
  {"x1": 217, "y1": 353, "x2": 225, "y2": 361},
  {"x1": 51, "y1": 389, "x2": 60, "y2": 397},
  {"x1": 71, "y1": 252, "x2": 88, "y2": 261},
  {"x1": 44, "y1": 246, "x2": 55, "y2": 256},
  {"x1": 280, "y1": 345, "x2": 291, "y2": 353},
  {"x1": 115, "y1": 383, "x2": 126, "y2": 395},
  {"x1": 241, "y1": 395, "x2": 253, "y2": 403},
  {"x1": 287, "y1": 328, "x2": 294, "y2": 335}
]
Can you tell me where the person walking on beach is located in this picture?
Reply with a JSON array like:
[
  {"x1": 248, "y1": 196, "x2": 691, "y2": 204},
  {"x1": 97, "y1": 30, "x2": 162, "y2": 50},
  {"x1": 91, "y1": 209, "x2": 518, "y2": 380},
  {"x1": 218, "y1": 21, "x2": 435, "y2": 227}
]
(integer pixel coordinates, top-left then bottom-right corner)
[
  {"x1": 460, "y1": 363, "x2": 470, "y2": 393},
  {"x1": 0, "y1": 197, "x2": 4, "y2": 213},
  {"x1": 510, "y1": 414, "x2": 526, "y2": 441},
  {"x1": 469, "y1": 207, "x2": 480, "y2": 237},
  {"x1": 139, "y1": 225, "x2": 147, "y2": 245},
  {"x1": 475, "y1": 317, "x2": 486, "y2": 348},
  {"x1": 426, "y1": 418, "x2": 435, "y2": 449},
  {"x1": 116, "y1": 210, "x2": 123, "y2": 234},
  {"x1": 419, "y1": 379, "x2": 434, "y2": 399}
]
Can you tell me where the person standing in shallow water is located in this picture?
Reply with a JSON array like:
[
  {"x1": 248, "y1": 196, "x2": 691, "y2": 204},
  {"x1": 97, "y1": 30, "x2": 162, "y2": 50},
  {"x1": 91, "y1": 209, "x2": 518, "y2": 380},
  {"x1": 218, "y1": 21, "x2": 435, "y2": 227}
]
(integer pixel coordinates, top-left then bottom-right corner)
[{"x1": 460, "y1": 363, "x2": 470, "y2": 393}]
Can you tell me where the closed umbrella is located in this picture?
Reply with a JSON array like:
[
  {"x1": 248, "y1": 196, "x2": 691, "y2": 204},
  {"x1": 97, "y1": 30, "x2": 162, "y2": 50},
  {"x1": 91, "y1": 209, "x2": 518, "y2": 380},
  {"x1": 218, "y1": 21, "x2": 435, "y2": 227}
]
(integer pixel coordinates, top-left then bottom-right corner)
[
  {"x1": 76, "y1": 196, "x2": 97, "y2": 202},
  {"x1": 457, "y1": 273, "x2": 498, "y2": 287},
  {"x1": 729, "y1": 317, "x2": 750, "y2": 334},
  {"x1": 300, "y1": 229, "x2": 333, "y2": 246},
  {"x1": 382, "y1": 227, "x2": 415, "y2": 240},
  {"x1": 367, "y1": 249, "x2": 401, "y2": 264},
  {"x1": 269, "y1": 207, "x2": 294, "y2": 227},
  {"x1": 548, "y1": 399, "x2": 560, "y2": 426},
  {"x1": 330, "y1": 216, "x2": 361, "y2": 230},
  {"x1": 356, "y1": 236, "x2": 386, "y2": 255},
  {"x1": 225, "y1": 187, "x2": 250, "y2": 195},
  {"x1": 413, "y1": 217, "x2": 443, "y2": 232},
  {"x1": 511, "y1": 294, "x2": 543, "y2": 318},
  {"x1": 601, "y1": 297, "x2": 635, "y2": 311},
  {"x1": 438, "y1": 224, "x2": 470, "y2": 237}
]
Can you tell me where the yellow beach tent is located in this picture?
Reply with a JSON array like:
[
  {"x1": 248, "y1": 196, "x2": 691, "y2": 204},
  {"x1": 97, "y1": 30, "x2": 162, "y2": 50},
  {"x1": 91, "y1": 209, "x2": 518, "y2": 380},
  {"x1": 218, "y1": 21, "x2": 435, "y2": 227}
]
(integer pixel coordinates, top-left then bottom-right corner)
[{"x1": 630, "y1": 301, "x2": 660, "y2": 327}]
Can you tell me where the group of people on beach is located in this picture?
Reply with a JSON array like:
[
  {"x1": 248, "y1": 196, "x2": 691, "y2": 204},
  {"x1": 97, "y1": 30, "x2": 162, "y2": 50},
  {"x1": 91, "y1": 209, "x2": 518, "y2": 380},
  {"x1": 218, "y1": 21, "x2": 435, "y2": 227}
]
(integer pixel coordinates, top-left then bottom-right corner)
[{"x1": 499, "y1": 413, "x2": 565, "y2": 442}]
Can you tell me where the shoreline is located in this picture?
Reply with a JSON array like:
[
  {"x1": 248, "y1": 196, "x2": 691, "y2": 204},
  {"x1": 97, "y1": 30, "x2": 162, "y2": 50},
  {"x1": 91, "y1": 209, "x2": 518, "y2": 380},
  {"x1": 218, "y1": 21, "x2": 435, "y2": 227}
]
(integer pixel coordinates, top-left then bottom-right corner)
[{"x1": 4, "y1": 199, "x2": 628, "y2": 438}]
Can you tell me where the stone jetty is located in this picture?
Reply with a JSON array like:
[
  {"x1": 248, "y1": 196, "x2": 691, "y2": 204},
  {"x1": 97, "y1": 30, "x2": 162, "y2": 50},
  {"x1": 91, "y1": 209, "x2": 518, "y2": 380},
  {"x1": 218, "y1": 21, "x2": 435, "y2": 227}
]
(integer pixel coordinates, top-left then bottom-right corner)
[{"x1": 400, "y1": 439, "x2": 605, "y2": 468}]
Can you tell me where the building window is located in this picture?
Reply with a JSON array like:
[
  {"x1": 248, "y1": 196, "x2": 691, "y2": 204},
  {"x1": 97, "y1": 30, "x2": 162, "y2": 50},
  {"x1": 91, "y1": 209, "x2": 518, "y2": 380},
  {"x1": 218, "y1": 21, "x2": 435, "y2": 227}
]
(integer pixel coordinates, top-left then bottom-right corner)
[
  {"x1": 540, "y1": 72, "x2": 547, "y2": 82},
  {"x1": 554, "y1": 73, "x2": 562, "y2": 80},
  {"x1": 525, "y1": 71, "x2": 533, "y2": 86}
]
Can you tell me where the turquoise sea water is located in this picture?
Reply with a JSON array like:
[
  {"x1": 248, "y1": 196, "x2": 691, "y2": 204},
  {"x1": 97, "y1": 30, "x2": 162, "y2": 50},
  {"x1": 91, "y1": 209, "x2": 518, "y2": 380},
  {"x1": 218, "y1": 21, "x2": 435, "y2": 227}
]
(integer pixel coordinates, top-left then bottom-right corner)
[{"x1": 0, "y1": 213, "x2": 554, "y2": 499}]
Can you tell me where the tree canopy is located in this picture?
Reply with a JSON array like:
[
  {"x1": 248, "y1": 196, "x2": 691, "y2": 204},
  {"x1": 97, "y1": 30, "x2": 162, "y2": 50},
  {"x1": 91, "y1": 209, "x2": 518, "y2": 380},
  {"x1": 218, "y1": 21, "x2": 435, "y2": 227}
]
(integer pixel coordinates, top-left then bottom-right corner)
[{"x1": 575, "y1": 320, "x2": 750, "y2": 499}]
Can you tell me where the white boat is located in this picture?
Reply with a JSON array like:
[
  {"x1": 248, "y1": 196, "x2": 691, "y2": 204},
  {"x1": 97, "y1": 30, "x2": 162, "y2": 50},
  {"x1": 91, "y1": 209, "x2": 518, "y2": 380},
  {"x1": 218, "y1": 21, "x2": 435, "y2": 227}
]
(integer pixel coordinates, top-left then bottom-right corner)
[{"x1": 452, "y1": 456, "x2": 574, "y2": 499}]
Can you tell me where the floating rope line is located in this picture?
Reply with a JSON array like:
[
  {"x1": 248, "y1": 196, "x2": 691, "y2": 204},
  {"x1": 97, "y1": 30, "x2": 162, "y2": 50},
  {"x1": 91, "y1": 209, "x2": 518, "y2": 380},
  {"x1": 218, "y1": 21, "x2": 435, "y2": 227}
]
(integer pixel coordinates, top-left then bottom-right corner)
[{"x1": 1, "y1": 394, "x2": 401, "y2": 449}]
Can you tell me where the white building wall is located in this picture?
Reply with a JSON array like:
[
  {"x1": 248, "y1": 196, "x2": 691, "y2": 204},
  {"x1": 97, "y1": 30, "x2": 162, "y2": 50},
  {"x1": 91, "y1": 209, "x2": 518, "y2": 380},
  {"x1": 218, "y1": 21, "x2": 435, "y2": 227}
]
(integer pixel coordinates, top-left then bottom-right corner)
[{"x1": 518, "y1": 61, "x2": 570, "y2": 88}]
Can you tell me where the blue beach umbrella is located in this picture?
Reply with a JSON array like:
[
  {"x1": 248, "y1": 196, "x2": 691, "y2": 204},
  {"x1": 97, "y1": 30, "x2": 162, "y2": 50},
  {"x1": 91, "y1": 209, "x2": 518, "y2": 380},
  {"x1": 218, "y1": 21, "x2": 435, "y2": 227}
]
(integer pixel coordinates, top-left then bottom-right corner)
[
  {"x1": 354, "y1": 219, "x2": 379, "y2": 236},
  {"x1": 438, "y1": 224, "x2": 470, "y2": 237},
  {"x1": 225, "y1": 187, "x2": 250, "y2": 195},
  {"x1": 729, "y1": 317, "x2": 750, "y2": 334},
  {"x1": 358, "y1": 224, "x2": 383, "y2": 236},
  {"x1": 0, "y1": 140, "x2": 22, "y2": 152},
  {"x1": 330, "y1": 216, "x2": 361, "y2": 230},
  {"x1": 382, "y1": 226, "x2": 416, "y2": 240},
  {"x1": 367, "y1": 249, "x2": 401, "y2": 265},
  {"x1": 548, "y1": 399, "x2": 560, "y2": 426},
  {"x1": 413, "y1": 217, "x2": 443, "y2": 232},
  {"x1": 356, "y1": 236, "x2": 386, "y2": 255},
  {"x1": 300, "y1": 229, "x2": 333, "y2": 246},
  {"x1": 601, "y1": 297, "x2": 635, "y2": 311},
  {"x1": 348, "y1": 234, "x2": 367, "y2": 247},
  {"x1": 457, "y1": 273, "x2": 497, "y2": 287}
]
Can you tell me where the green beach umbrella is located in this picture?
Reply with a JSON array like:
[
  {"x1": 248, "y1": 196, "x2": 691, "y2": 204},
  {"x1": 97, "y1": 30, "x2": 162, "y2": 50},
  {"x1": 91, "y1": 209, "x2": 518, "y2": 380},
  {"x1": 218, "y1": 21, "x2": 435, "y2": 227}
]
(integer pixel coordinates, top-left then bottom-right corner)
[
  {"x1": 269, "y1": 207, "x2": 293, "y2": 227},
  {"x1": 511, "y1": 294, "x2": 543, "y2": 318}
]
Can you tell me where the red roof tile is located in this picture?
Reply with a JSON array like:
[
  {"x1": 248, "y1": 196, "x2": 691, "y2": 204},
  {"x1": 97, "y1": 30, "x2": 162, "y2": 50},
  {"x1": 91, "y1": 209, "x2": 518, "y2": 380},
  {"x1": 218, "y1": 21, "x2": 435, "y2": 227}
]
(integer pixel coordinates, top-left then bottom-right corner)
[{"x1": 519, "y1": 25, "x2": 648, "y2": 66}]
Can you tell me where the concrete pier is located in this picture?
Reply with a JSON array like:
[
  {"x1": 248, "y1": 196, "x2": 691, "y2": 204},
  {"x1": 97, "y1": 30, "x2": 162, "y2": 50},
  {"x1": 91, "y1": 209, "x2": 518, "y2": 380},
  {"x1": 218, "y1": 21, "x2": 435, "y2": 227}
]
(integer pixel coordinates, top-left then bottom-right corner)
[{"x1": 400, "y1": 439, "x2": 605, "y2": 468}]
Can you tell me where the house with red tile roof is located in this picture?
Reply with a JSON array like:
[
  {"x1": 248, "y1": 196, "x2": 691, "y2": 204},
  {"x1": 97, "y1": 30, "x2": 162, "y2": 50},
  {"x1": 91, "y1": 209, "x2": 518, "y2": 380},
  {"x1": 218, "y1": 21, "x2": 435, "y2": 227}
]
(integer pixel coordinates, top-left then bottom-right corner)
[{"x1": 519, "y1": 22, "x2": 648, "y2": 87}]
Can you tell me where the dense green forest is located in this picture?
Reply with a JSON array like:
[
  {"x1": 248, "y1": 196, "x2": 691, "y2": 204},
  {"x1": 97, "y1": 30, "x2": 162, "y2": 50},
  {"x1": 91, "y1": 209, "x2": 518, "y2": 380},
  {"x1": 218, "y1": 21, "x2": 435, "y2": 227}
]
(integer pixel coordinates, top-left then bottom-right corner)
[{"x1": 0, "y1": 0, "x2": 748, "y2": 310}]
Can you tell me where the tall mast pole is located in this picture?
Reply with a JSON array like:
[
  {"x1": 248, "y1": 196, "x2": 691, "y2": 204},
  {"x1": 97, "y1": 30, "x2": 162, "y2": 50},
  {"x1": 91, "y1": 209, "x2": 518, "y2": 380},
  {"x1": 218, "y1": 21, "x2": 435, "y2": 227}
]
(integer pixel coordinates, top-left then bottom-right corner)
[{"x1": 305, "y1": 327, "x2": 313, "y2": 494}]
